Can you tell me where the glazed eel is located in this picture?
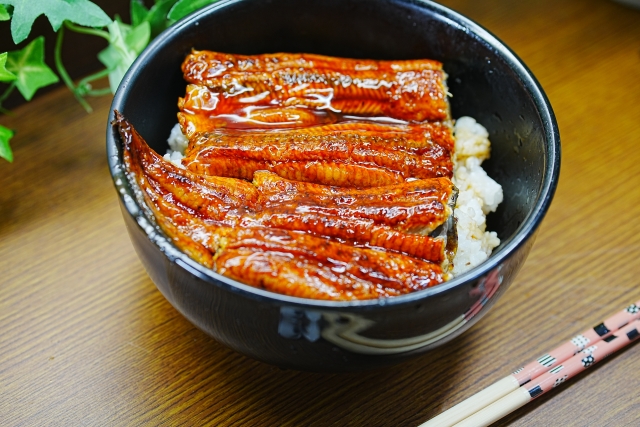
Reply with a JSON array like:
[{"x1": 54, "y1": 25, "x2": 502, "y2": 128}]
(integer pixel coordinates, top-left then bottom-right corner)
[{"x1": 115, "y1": 112, "x2": 455, "y2": 300}]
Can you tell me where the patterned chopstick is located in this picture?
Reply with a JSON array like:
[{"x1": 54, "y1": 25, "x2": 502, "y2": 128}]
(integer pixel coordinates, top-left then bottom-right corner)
[
  {"x1": 452, "y1": 319, "x2": 640, "y2": 427},
  {"x1": 420, "y1": 300, "x2": 640, "y2": 427},
  {"x1": 511, "y1": 300, "x2": 640, "y2": 384}
]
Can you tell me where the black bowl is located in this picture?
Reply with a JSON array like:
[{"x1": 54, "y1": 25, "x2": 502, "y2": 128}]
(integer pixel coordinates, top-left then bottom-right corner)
[{"x1": 106, "y1": 0, "x2": 560, "y2": 372}]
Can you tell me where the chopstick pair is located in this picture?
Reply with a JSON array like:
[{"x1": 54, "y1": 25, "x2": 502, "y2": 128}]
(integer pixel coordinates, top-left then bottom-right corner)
[{"x1": 421, "y1": 300, "x2": 640, "y2": 427}]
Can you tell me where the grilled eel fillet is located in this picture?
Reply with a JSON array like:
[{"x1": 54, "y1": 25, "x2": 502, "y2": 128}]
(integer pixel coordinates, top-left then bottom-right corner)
[
  {"x1": 115, "y1": 113, "x2": 453, "y2": 300},
  {"x1": 179, "y1": 93, "x2": 454, "y2": 141},
  {"x1": 183, "y1": 123, "x2": 453, "y2": 187},
  {"x1": 250, "y1": 171, "x2": 458, "y2": 264},
  {"x1": 117, "y1": 112, "x2": 456, "y2": 263},
  {"x1": 180, "y1": 51, "x2": 449, "y2": 123}
]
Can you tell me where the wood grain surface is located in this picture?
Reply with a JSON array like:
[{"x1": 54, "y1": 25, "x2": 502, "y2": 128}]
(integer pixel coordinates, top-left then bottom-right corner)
[{"x1": 2, "y1": 0, "x2": 640, "y2": 425}]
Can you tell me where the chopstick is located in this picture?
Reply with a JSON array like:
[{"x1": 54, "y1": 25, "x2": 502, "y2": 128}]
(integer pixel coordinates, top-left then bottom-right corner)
[
  {"x1": 420, "y1": 300, "x2": 640, "y2": 427},
  {"x1": 452, "y1": 319, "x2": 640, "y2": 427}
]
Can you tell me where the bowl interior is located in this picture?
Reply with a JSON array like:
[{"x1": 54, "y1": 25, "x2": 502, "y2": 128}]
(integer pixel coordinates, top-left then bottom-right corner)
[{"x1": 109, "y1": 0, "x2": 559, "y2": 298}]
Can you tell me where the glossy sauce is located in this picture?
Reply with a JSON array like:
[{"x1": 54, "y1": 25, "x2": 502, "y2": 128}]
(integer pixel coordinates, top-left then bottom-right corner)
[{"x1": 181, "y1": 51, "x2": 449, "y2": 122}]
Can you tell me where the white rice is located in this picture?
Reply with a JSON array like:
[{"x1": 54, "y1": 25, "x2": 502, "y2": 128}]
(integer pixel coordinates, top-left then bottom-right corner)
[
  {"x1": 165, "y1": 118, "x2": 503, "y2": 276},
  {"x1": 163, "y1": 125, "x2": 188, "y2": 168},
  {"x1": 451, "y1": 117, "x2": 502, "y2": 275}
]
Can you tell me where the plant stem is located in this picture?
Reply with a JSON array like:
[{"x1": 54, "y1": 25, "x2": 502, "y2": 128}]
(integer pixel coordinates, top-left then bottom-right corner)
[
  {"x1": 55, "y1": 25, "x2": 93, "y2": 113},
  {"x1": 86, "y1": 87, "x2": 113, "y2": 97},
  {"x1": 64, "y1": 22, "x2": 111, "y2": 41},
  {"x1": 77, "y1": 68, "x2": 112, "y2": 97},
  {"x1": 78, "y1": 68, "x2": 111, "y2": 87}
]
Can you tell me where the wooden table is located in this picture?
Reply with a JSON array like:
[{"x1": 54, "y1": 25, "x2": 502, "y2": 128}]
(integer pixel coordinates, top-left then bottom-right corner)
[{"x1": 2, "y1": 0, "x2": 639, "y2": 425}]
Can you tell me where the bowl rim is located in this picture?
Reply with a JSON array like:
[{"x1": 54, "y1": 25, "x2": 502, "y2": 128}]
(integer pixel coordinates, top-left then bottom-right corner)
[{"x1": 106, "y1": 0, "x2": 561, "y2": 310}]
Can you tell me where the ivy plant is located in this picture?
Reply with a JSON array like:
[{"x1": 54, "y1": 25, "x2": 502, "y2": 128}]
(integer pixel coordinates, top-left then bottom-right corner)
[{"x1": 0, "y1": 0, "x2": 219, "y2": 162}]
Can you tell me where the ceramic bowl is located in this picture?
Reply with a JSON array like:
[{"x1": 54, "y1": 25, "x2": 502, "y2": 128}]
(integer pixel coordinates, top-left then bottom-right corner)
[{"x1": 106, "y1": 0, "x2": 560, "y2": 372}]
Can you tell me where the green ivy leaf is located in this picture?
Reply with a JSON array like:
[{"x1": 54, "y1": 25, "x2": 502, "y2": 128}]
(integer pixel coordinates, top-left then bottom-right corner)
[
  {"x1": 130, "y1": 0, "x2": 148, "y2": 27},
  {"x1": 168, "y1": 0, "x2": 219, "y2": 21},
  {"x1": 0, "y1": 124, "x2": 14, "y2": 163},
  {"x1": 0, "y1": 5, "x2": 10, "y2": 21},
  {"x1": 6, "y1": 37, "x2": 59, "y2": 101},
  {"x1": 131, "y1": 0, "x2": 178, "y2": 38},
  {"x1": 144, "y1": 0, "x2": 178, "y2": 37},
  {"x1": 0, "y1": 52, "x2": 17, "y2": 82},
  {"x1": 3, "y1": 0, "x2": 112, "y2": 44},
  {"x1": 98, "y1": 19, "x2": 150, "y2": 93}
]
